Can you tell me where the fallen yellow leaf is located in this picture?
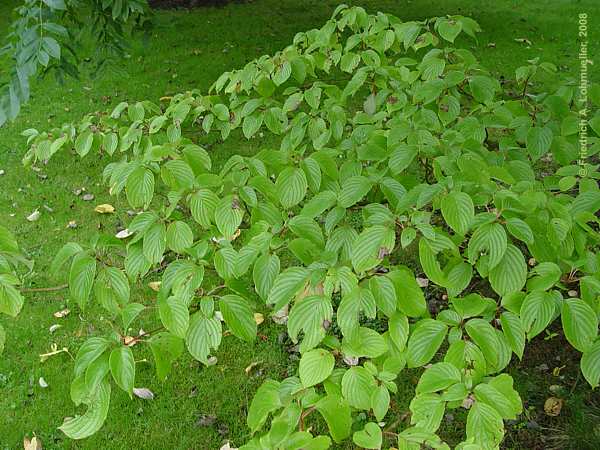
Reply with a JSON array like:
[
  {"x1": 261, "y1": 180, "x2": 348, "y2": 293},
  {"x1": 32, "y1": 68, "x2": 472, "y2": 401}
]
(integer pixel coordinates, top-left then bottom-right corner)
[
  {"x1": 94, "y1": 204, "x2": 115, "y2": 214},
  {"x1": 544, "y1": 397, "x2": 563, "y2": 416},
  {"x1": 53, "y1": 308, "x2": 70, "y2": 318},
  {"x1": 148, "y1": 281, "x2": 161, "y2": 292},
  {"x1": 23, "y1": 436, "x2": 42, "y2": 450},
  {"x1": 254, "y1": 313, "x2": 264, "y2": 326}
]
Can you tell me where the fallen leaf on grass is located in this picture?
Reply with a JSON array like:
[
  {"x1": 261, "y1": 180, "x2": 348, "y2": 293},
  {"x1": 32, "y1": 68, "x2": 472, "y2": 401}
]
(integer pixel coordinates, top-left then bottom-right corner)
[
  {"x1": 515, "y1": 38, "x2": 533, "y2": 46},
  {"x1": 82, "y1": 193, "x2": 95, "y2": 201},
  {"x1": 66, "y1": 220, "x2": 77, "y2": 229},
  {"x1": 94, "y1": 204, "x2": 115, "y2": 214},
  {"x1": 39, "y1": 344, "x2": 71, "y2": 362},
  {"x1": 133, "y1": 387, "x2": 154, "y2": 400},
  {"x1": 23, "y1": 436, "x2": 42, "y2": 450},
  {"x1": 244, "y1": 361, "x2": 262, "y2": 376},
  {"x1": 123, "y1": 336, "x2": 137, "y2": 346},
  {"x1": 38, "y1": 377, "x2": 48, "y2": 388},
  {"x1": 254, "y1": 313, "x2": 264, "y2": 326},
  {"x1": 220, "y1": 443, "x2": 238, "y2": 450},
  {"x1": 115, "y1": 229, "x2": 133, "y2": 239},
  {"x1": 26, "y1": 210, "x2": 41, "y2": 222},
  {"x1": 544, "y1": 397, "x2": 563, "y2": 416},
  {"x1": 148, "y1": 281, "x2": 161, "y2": 292},
  {"x1": 271, "y1": 305, "x2": 288, "y2": 325},
  {"x1": 49, "y1": 324, "x2": 61, "y2": 334},
  {"x1": 53, "y1": 308, "x2": 70, "y2": 318}
]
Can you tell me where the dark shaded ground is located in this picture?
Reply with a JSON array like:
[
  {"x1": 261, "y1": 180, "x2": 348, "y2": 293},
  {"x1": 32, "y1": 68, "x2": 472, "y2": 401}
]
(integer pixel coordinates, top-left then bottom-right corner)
[{"x1": 149, "y1": 0, "x2": 247, "y2": 9}]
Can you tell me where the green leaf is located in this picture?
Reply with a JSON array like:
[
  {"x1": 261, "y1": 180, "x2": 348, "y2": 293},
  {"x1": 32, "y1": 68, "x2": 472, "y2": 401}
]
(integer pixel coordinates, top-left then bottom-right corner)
[
  {"x1": 388, "y1": 143, "x2": 418, "y2": 174},
  {"x1": 109, "y1": 346, "x2": 135, "y2": 398},
  {"x1": 273, "y1": 60, "x2": 292, "y2": 86},
  {"x1": 441, "y1": 191, "x2": 474, "y2": 235},
  {"x1": 467, "y1": 223, "x2": 507, "y2": 269},
  {"x1": 69, "y1": 254, "x2": 96, "y2": 309},
  {"x1": 190, "y1": 189, "x2": 218, "y2": 228},
  {"x1": 0, "y1": 324, "x2": 5, "y2": 355},
  {"x1": 94, "y1": 267, "x2": 129, "y2": 314},
  {"x1": 299, "y1": 348, "x2": 335, "y2": 387},
  {"x1": 338, "y1": 176, "x2": 372, "y2": 208},
  {"x1": 469, "y1": 76, "x2": 496, "y2": 103},
  {"x1": 388, "y1": 312, "x2": 409, "y2": 350},
  {"x1": 500, "y1": 312, "x2": 525, "y2": 359},
  {"x1": 316, "y1": 394, "x2": 352, "y2": 443},
  {"x1": 409, "y1": 394, "x2": 445, "y2": 431},
  {"x1": 59, "y1": 379, "x2": 111, "y2": 439},
  {"x1": 526, "y1": 126, "x2": 553, "y2": 160},
  {"x1": 186, "y1": 313, "x2": 221, "y2": 364},
  {"x1": 474, "y1": 374, "x2": 522, "y2": 420},
  {"x1": 488, "y1": 244, "x2": 527, "y2": 296},
  {"x1": 213, "y1": 104, "x2": 230, "y2": 121},
  {"x1": 581, "y1": 340, "x2": 600, "y2": 388},
  {"x1": 51, "y1": 242, "x2": 83, "y2": 277},
  {"x1": 371, "y1": 385, "x2": 390, "y2": 422},
  {"x1": 215, "y1": 195, "x2": 244, "y2": 239},
  {"x1": 520, "y1": 290, "x2": 557, "y2": 339},
  {"x1": 158, "y1": 296, "x2": 189, "y2": 339},
  {"x1": 437, "y1": 18, "x2": 462, "y2": 42},
  {"x1": 74, "y1": 130, "x2": 93, "y2": 157},
  {"x1": 149, "y1": 332, "x2": 184, "y2": 381},
  {"x1": 143, "y1": 222, "x2": 166, "y2": 265},
  {"x1": 353, "y1": 423, "x2": 382, "y2": 449},
  {"x1": 386, "y1": 268, "x2": 427, "y2": 317},
  {"x1": 276, "y1": 168, "x2": 308, "y2": 209},
  {"x1": 351, "y1": 225, "x2": 395, "y2": 273},
  {"x1": 247, "y1": 379, "x2": 282, "y2": 433},
  {"x1": 416, "y1": 362, "x2": 462, "y2": 394},
  {"x1": 253, "y1": 254, "x2": 280, "y2": 300},
  {"x1": 505, "y1": 218, "x2": 534, "y2": 245},
  {"x1": 465, "y1": 318, "x2": 500, "y2": 369},
  {"x1": 121, "y1": 303, "x2": 145, "y2": 332},
  {"x1": 466, "y1": 402, "x2": 504, "y2": 447},
  {"x1": 220, "y1": 294, "x2": 256, "y2": 342},
  {"x1": 126, "y1": 166, "x2": 154, "y2": 209},
  {"x1": 562, "y1": 299, "x2": 598, "y2": 352},
  {"x1": 406, "y1": 319, "x2": 447, "y2": 368},
  {"x1": 342, "y1": 366, "x2": 377, "y2": 410},
  {"x1": 267, "y1": 267, "x2": 310, "y2": 310},
  {"x1": 74, "y1": 337, "x2": 110, "y2": 377},
  {"x1": 166, "y1": 221, "x2": 194, "y2": 253}
]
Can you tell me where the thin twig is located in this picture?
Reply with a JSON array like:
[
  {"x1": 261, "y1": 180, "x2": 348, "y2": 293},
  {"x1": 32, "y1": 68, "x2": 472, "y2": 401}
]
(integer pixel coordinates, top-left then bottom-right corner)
[{"x1": 20, "y1": 283, "x2": 68, "y2": 293}]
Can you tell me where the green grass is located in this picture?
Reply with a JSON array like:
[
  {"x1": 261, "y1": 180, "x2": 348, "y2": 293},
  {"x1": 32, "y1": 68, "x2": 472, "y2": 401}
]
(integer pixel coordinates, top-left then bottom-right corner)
[{"x1": 1, "y1": 0, "x2": 599, "y2": 449}]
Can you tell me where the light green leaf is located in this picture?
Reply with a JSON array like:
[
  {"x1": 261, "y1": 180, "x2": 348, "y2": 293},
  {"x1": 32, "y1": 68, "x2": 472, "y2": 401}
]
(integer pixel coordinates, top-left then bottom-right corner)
[
  {"x1": 59, "y1": 379, "x2": 111, "y2": 439},
  {"x1": 126, "y1": 166, "x2": 154, "y2": 209},
  {"x1": 215, "y1": 195, "x2": 244, "y2": 239},
  {"x1": 316, "y1": 394, "x2": 352, "y2": 443},
  {"x1": 441, "y1": 191, "x2": 474, "y2": 235},
  {"x1": 276, "y1": 168, "x2": 308, "y2": 209},
  {"x1": 520, "y1": 290, "x2": 556, "y2": 339},
  {"x1": 109, "y1": 346, "x2": 135, "y2": 397},
  {"x1": 158, "y1": 296, "x2": 189, "y2": 339},
  {"x1": 186, "y1": 313, "x2": 221, "y2": 364},
  {"x1": 489, "y1": 244, "x2": 527, "y2": 296},
  {"x1": 416, "y1": 362, "x2": 462, "y2": 394},
  {"x1": 220, "y1": 294, "x2": 256, "y2": 342},
  {"x1": 338, "y1": 176, "x2": 372, "y2": 208},
  {"x1": 562, "y1": 299, "x2": 598, "y2": 352},
  {"x1": 581, "y1": 340, "x2": 600, "y2": 388},
  {"x1": 166, "y1": 221, "x2": 194, "y2": 254},
  {"x1": 69, "y1": 254, "x2": 96, "y2": 309},
  {"x1": 500, "y1": 312, "x2": 525, "y2": 359},
  {"x1": 299, "y1": 348, "x2": 335, "y2": 387},
  {"x1": 406, "y1": 319, "x2": 447, "y2": 368},
  {"x1": 353, "y1": 423, "x2": 382, "y2": 449},
  {"x1": 247, "y1": 379, "x2": 282, "y2": 433}
]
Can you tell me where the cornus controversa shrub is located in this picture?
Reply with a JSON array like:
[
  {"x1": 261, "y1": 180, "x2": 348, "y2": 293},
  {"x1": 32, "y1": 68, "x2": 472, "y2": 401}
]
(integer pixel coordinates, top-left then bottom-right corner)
[
  {"x1": 21, "y1": 4, "x2": 600, "y2": 448},
  {"x1": 0, "y1": 225, "x2": 30, "y2": 356}
]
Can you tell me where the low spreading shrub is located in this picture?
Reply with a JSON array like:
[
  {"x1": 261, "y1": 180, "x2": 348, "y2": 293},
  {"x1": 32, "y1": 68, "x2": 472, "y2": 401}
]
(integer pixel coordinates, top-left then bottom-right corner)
[{"x1": 17, "y1": 5, "x2": 600, "y2": 449}]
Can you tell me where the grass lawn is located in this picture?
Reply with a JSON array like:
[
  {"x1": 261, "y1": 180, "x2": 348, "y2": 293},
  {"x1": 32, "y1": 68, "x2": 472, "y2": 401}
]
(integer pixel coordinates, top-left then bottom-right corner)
[{"x1": 1, "y1": 0, "x2": 599, "y2": 449}]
